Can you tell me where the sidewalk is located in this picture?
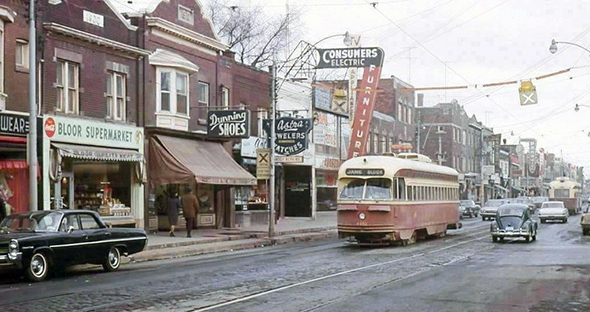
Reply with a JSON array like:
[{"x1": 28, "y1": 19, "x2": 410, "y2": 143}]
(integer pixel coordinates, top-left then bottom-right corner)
[{"x1": 129, "y1": 211, "x2": 337, "y2": 263}]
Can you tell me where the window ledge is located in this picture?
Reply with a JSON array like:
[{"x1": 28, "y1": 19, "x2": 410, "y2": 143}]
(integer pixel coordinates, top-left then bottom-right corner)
[
  {"x1": 156, "y1": 111, "x2": 190, "y2": 119},
  {"x1": 15, "y1": 65, "x2": 29, "y2": 74}
]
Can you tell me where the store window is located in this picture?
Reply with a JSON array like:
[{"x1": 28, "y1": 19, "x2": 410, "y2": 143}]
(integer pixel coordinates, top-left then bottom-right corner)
[
  {"x1": 73, "y1": 162, "x2": 132, "y2": 217},
  {"x1": 106, "y1": 72, "x2": 126, "y2": 121},
  {"x1": 198, "y1": 82, "x2": 209, "y2": 106},
  {"x1": 56, "y1": 60, "x2": 79, "y2": 114},
  {"x1": 15, "y1": 39, "x2": 28, "y2": 69},
  {"x1": 0, "y1": 23, "x2": 3, "y2": 93},
  {"x1": 221, "y1": 86, "x2": 230, "y2": 109}
]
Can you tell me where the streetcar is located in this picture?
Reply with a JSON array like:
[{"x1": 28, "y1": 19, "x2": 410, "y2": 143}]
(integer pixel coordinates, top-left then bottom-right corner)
[
  {"x1": 337, "y1": 154, "x2": 461, "y2": 245},
  {"x1": 548, "y1": 177, "x2": 582, "y2": 215}
]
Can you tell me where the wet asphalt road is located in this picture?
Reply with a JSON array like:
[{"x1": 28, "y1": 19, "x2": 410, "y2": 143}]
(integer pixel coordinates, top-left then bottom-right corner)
[{"x1": 0, "y1": 213, "x2": 588, "y2": 312}]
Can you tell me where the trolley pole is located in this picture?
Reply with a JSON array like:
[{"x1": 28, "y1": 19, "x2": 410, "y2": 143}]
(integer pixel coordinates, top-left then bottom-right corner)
[
  {"x1": 269, "y1": 62, "x2": 277, "y2": 238},
  {"x1": 28, "y1": 0, "x2": 38, "y2": 211}
]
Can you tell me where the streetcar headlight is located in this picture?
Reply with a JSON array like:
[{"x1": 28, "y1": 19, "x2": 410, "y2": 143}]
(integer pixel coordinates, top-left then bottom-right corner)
[
  {"x1": 8, "y1": 240, "x2": 18, "y2": 260},
  {"x1": 359, "y1": 213, "x2": 366, "y2": 220}
]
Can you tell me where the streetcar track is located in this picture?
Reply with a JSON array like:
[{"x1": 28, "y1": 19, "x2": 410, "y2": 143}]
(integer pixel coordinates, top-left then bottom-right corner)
[{"x1": 188, "y1": 230, "x2": 493, "y2": 312}]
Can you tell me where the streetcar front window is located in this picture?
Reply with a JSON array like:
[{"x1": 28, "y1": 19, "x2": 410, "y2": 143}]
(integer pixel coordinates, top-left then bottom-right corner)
[
  {"x1": 365, "y1": 179, "x2": 392, "y2": 200},
  {"x1": 339, "y1": 180, "x2": 365, "y2": 200},
  {"x1": 554, "y1": 189, "x2": 570, "y2": 198}
]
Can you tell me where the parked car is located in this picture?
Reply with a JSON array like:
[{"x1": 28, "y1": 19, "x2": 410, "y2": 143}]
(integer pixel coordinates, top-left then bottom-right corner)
[
  {"x1": 459, "y1": 200, "x2": 480, "y2": 218},
  {"x1": 480, "y1": 199, "x2": 512, "y2": 221},
  {"x1": 582, "y1": 206, "x2": 590, "y2": 236},
  {"x1": 491, "y1": 204, "x2": 538, "y2": 243},
  {"x1": 532, "y1": 196, "x2": 549, "y2": 209},
  {"x1": 538, "y1": 201, "x2": 569, "y2": 223},
  {"x1": 0, "y1": 210, "x2": 147, "y2": 282}
]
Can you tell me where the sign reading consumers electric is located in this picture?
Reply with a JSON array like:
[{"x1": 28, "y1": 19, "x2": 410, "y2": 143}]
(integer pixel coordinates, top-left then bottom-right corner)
[
  {"x1": 43, "y1": 115, "x2": 143, "y2": 149},
  {"x1": 316, "y1": 48, "x2": 383, "y2": 69}
]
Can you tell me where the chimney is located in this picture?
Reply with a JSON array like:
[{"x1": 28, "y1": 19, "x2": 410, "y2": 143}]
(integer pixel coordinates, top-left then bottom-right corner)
[
  {"x1": 417, "y1": 93, "x2": 424, "y2": 107},
  {"x1": 223, "y1": 50, "x2": 236, "y2": 61}
]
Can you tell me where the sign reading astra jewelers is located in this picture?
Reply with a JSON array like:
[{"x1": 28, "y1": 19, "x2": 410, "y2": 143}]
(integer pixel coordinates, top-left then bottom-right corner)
[
  {"x1": 263, "y1": 117, "x2": 313, "y2": 156},
  {"x1": 316, "y1": 48, "x2": 383, "y2": 69},
  {"x1": 207, "y1": 110, "x2": 250, "y2": 138},
  {"x1": 43, "y1": 115, "x2": 143, "y2": 150}
]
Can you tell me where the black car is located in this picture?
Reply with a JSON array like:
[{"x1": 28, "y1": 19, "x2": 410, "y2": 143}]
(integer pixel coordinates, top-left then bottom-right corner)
[
  {"x1": 490, "y1": 204, "x2": 538, "y2": 243},
  {"x1": 459, "y1": 200, "x2": 481, "y2": 218},
  {"x1": 0, "y1": 210, "x2": 147, "y2": 282}
]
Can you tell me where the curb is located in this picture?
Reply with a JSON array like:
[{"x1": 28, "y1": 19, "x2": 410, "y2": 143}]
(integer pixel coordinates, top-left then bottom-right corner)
[{"x1": 130, "y1": 230, "x2": 337, "y2": 263}]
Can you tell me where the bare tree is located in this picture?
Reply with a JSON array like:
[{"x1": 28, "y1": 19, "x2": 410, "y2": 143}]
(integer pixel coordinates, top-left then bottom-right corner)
[{"x1": 207, "y1": 0, "x2": 302, "y2": 69}]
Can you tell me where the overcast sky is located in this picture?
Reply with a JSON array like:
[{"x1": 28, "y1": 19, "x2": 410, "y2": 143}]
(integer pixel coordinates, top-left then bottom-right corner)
[{"x1": 201, "y1": 0, "x2": 590, "y2": 169}]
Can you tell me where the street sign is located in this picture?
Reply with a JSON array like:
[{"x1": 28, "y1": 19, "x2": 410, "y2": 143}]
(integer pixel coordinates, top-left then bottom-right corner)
[
  {"x1": 256, "y1": 148, "x2": 270, "y2": 180},
  {"x1": 275, "y1": 156, "x2": 303, "y2": 163},
  {"x1": 519, "y1": 81, "x2": 538, "y2": 106}
]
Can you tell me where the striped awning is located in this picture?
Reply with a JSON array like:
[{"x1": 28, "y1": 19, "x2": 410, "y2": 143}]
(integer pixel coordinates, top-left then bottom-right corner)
[{"x1": 52, "y1": 143, "x2": 142, "y2": 162}]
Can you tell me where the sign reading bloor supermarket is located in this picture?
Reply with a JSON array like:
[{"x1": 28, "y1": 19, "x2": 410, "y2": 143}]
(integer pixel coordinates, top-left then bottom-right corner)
[
  {"x1": 43, "y1": 115, "x2": 143, "y2": 149},
  {"x1": 207, "y1": 110, "x2": 250, "y2": 138}
]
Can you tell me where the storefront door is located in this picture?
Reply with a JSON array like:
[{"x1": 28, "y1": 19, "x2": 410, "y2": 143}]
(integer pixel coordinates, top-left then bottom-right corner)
[{"x1": 284, "y1": 166, "x2": 311, "y2": 217}]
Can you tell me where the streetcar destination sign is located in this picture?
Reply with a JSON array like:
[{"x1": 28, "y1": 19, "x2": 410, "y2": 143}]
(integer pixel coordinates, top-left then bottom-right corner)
[{"x1": 345, "y1": 168, "x2": 385, "y2": 176}]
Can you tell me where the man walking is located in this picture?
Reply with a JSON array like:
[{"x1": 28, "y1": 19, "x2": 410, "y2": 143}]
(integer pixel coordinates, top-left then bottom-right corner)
[{"x1": 182, "y1": 187, "x2": 200, "y2": 238}]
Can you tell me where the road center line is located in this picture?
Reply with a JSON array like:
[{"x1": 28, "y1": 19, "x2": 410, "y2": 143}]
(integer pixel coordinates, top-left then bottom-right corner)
[{"x1": 189, "y1": 232, "x2": 490, "y2": 312}]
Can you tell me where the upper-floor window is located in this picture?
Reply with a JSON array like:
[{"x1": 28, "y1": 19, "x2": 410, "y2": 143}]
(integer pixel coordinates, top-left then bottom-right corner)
[
  {"x1": 198, "y1": 82, "x2": 210, "y2": 106},
  {"x1": 157, "y1": 68, "x2": 189, "y2": 115},
  {"x1": 221, "y1": 86, "x2": 230, "y2": 109},
  {"x1": 16, "y1": 39, "x2": 28, "y2": 69},
  {"x1": 0, "y1": 23, "x2": 4, "y2": 93},
  {"x1": 257, "y1": 108, "x2": 268, "y2": 137},
  {"x1": 106, "y1": 72, "x2": 126, "y2": 120},
  {"x1": 56, "y1": 60, "x2": 79, "y2": 114}
]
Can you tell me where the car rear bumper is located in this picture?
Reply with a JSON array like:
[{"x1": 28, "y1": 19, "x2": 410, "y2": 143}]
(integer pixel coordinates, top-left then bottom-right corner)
[
  {"x1": 539, "y1": 214, "x2": 567, "y2": 220},
  {"x1": 481, "y1": 212, "x2": 496, "y2": 217},
  {"x1": 491, "y1": 230, "x2": 530, "y2": 238}
]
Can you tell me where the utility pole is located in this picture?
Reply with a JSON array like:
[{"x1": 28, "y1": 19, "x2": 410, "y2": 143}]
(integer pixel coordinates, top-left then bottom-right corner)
[
  {"x1": 28, "y1": 0, "x2": 38, "y2": 211},
  {"x1": 416, "y1": 110, "x2": 421, "y2": 154},
  {"x1": 402, "y1": 47, "x2": 416, "y2": 84},
  {"x1": 269, "y1": 62, "x2": 277, "y2": 238},
  {"x1": 437, "y1": 135, "x2": 443, "y2": 165}
]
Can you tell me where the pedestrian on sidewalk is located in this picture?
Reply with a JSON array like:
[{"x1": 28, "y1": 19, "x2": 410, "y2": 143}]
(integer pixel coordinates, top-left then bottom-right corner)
[
  {"x1": 167, "y1": 191, "x2": 180, "y2": 237},
  {"x1": 182, "y1": 187, "x2": 200, "y2": 238}
]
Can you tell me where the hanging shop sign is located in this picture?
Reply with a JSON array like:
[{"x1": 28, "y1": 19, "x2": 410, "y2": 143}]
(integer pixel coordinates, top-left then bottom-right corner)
[
  {"x1": 316, "y1": 48, "x2": 383, "y2": 69},
  {"x1": 313, "y1": 87, "x2": 332, "y2": 111},
  {"x1": 256, "y1": 148, "x2": 270, "y2": 180},
  {"x1": 207, "y1": 110, "x2": 250, "y2": 138},
  {"x1": 241, "y1": 136, "x2": 268, "y2": 158},
  {"x1": 519, "y1": 80, "x2": 538, "y2": 106},
  {"x1": 0, "y1": 112, "x2": 29, "y2": 136},
  {"x1": 263, "y1": 117, "x2": 313, "y2": 156}
]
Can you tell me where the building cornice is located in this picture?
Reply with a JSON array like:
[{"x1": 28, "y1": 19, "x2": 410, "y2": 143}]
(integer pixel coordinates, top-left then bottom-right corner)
[
  {"x1": 44, "y1": 23, "x2": 151, "y2": 57},
  {"x1": 146, "y1": 17, "x2": 228, "y2": 53}
]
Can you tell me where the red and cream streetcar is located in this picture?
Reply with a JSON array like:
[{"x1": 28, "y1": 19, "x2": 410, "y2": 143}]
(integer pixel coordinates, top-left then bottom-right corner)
[
  {"x1": 548, "y1": 177, "x2": 582, "y2": 215},
  {"x1": 337, "y1": 154, "x2": 461, "y2": 245}
]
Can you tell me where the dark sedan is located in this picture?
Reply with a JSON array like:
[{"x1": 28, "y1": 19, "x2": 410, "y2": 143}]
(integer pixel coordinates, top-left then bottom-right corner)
[
  {"x1": 0, "y1": 210, "x2": 147, "y2": 282},
  {"x1": 459, "y1": 200, "x2": 480, "y2": 218},
  {"x1": 490, "y1": 204, "x2": 538, "y2": 243}
]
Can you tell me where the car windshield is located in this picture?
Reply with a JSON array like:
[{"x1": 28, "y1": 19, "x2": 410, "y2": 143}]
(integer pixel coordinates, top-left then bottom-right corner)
[
  {"x1": 0, "y1": 212, "x2": 63, "y2": 233},
  {"x1": 498, "y1": 208, "x2": 525, "y2": 217},
  {"x1": 339, "y1": 178, "x2": 392, "y2": 201},
  {"x1": 542, "y1": 202, "x2": 564, "y2": 208},
  {"x1": 460, "y1": 200, "x2": 475, "y2": 206}
]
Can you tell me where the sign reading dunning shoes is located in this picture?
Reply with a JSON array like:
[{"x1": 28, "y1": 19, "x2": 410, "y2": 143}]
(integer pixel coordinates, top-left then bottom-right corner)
[
  {"x1": 316, "y1": 48, "x2": 383, "y2": 69},
  {"x1": 207, "y1": 110, "x2": 250, "y2": 138}
]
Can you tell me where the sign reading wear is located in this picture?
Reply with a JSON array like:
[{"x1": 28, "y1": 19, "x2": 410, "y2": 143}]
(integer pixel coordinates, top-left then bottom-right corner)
[
  {"x1": 316, "y1": 48, "x2": 383, "y2": 69},
  {"x1": 256, "y1": 148, "x2": 270, "y2": 180},
  {"x1": 207, "y1": 110, "x2": 250, "y2": 138},
  {"x1": 263, "y1": 117, "x2": 313, "y2": 156},
  {"x1": 43, "y1": 115, "x2": 143, "y2": 150},
  {"x1": 345, "y1": 168, "x2": 385, "y2": 176},
  {"x1": 0, "y1": 112, "x2": 29, "y2": 136}
]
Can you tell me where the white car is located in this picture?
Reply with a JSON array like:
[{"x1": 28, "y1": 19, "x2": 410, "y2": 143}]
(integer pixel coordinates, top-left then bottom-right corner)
[{"x1": 538, "y1": 201, "x2": 569, "y2": 223}]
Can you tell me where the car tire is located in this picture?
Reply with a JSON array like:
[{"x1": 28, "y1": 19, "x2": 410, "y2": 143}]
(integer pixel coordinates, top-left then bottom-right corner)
[
  {"x1": 563, "y1": 218, "x2": 568, "y2": 223},
  {"x1": 526, "y1": 234, "x2": 531, "y2": 242},
  {"x1": 540, "y1": 219, "x2": 545, "y2": 224},
  {"x1": 492, "y1": 236, "x2": 497, "y2": 243},
  {"x1": 474, "y1": 212, "x2": 479, "y2": 218},
  {"x1": 532, "y1": 233, "x2": 537, "y2": 241},
  {"x1": 583, "y1": 229, "x2": 589, "y2": 236},
  {"x1": 482, "y1": 216, "x2": 486, "y2": 221},
  {"x1": 26, "y1": 252, "x2": 50, "y2": 282},
  {"x1": 103, "y1": 246, "x2": 121, "y2": 272}
]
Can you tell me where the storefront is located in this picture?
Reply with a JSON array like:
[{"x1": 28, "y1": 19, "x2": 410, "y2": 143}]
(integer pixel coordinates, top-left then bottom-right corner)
[
  {"x1": 148, "y1": 132, "x2": 256, "y2": 230},
  {"x1": 315, "y1": 156, "x2": 341, "y2": 211},
  {"x1": 0, "y1": 112, "x2": 31, "y2": 214},
  {"x1": 42, "y1": 115, "x2": 145, "y2": 227}
]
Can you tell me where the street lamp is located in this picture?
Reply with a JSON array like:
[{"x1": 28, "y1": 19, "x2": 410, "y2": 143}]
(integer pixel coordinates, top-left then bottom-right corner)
[
  {"x1": 549, "y1": 39, "x2": 590, "y2": 55},
  {"x1": 574, "y1": 103, "x2": 590, "y2": 112}
]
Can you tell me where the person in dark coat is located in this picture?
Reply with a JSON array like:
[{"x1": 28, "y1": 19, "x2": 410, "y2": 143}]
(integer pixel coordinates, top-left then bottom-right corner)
[
  {"x1": 181, "y1": 187, "x2": 200, "y2": 238},
  {"x1": 167, "y1": 192, "x2": 180, "y2": 237}
]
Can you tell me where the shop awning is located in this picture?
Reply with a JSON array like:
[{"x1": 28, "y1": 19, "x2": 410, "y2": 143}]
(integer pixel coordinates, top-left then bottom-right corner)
[
  {"x1": 52, "y1": 143, "x2": 142, "y2": 162},
  {"x1": 150, "y1": 135, "x2": 256, "y2": 186},
  {"x1": 0, "y1": 160, "x2": 27, "y2": 170}
]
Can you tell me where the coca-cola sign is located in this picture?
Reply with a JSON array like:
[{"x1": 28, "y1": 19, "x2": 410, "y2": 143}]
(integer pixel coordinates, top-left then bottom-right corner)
[
  {"x1": 207, "y1": 110, "x2": 250, "y2": 138},
  {"x1": 263, "y1": 117, "x2": 313, "y2": 156}
]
